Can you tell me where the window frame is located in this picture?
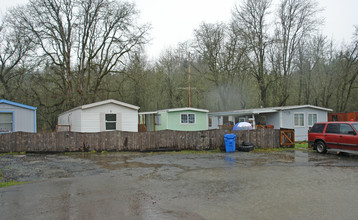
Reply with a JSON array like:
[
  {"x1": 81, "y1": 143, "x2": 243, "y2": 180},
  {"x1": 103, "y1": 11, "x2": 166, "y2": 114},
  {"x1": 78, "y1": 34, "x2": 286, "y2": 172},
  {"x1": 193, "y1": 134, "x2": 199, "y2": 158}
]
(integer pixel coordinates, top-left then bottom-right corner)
[
  {"x1": 294, "y1": 113, "x2": 305, "y2": 127},
  {"x1": 331, "y1": 115, "x2": 338, "y2": 121},
  {"x1": 180, "y1": 113, "x2": 196, "y2": 125},
  {"x1": 0, "y1": 111, "x2": 14, "y2": 133},
  {"x1": 155, "y1": 114, "x2": 161, "y2": 125},
  {"x1": 308, "y1": 113, "x2": 318, "y2": 127},
  {"x1": 105, "y1": 113, "x2": 117, "y2": 131}
]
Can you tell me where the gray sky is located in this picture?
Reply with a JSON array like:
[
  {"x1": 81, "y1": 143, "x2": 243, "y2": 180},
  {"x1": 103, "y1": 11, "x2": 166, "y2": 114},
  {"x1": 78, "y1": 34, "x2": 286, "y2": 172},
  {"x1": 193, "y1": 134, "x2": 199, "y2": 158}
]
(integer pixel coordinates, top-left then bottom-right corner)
[{"x1": 1, "y1": 0, "x2": 357, "y2": 59}]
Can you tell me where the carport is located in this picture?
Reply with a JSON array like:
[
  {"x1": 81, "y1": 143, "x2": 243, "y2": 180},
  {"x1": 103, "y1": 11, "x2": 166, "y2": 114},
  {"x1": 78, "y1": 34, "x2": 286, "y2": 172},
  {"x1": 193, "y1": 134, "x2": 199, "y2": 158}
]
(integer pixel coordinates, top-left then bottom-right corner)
[{"x1": 208, "y1": 108, "x2": 278, "y2": 130}]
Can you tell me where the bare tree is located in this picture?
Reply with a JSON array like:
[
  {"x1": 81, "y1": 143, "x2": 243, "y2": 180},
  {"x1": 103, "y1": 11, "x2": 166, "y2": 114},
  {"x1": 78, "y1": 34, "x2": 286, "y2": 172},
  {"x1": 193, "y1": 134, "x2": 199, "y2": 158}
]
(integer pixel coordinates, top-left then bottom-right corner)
[
  {"x1": 335, "y1": 27, "x2": 358, "y2": 112},
  {"x1": 9, "y1": 0, "x2": 149, "y2": 110},
  {"x1": 295, "y1": 35, "x2": 326, "y2": 105},
  {"x1": 0, "y1": 17, "x2": 33, "y2": 99},
  {"x1": 193, "y1": 22, "x2": 250, "y2": 111},
  {"x1": 120, "y1": 52, "x2": 151, "y2": 107},
  {"x1": 155, "y1": 48, "x2": 185, "y2": 109},
  {"x1": 231, "y1": 0, "x2": 273, "y2": 107},
  {"x1": 272, "y1": 0, "x2": 322, "y2": 105}
]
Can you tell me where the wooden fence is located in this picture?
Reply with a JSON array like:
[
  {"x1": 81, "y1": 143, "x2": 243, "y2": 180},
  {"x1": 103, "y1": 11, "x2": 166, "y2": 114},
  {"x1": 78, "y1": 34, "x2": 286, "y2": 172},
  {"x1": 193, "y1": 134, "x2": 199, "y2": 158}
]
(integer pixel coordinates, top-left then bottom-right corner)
[{"x1": 0, "y1": 129, "x2": 282, "y2": 153}]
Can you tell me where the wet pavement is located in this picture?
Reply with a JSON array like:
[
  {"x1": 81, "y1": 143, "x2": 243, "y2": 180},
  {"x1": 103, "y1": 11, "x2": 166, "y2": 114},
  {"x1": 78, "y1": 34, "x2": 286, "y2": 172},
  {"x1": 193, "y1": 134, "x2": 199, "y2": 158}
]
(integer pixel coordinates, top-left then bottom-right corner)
[{"x1": 1, "y1": 150, "x2": 358, "y2": 219}]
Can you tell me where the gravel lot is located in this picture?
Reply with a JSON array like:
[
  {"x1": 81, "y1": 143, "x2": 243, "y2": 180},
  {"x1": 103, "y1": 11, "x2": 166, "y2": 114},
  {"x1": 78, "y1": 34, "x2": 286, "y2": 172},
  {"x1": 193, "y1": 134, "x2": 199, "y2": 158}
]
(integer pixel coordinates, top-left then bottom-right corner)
[{"x1": 1, "y1": 150, "x2": 358, "y2": 219}]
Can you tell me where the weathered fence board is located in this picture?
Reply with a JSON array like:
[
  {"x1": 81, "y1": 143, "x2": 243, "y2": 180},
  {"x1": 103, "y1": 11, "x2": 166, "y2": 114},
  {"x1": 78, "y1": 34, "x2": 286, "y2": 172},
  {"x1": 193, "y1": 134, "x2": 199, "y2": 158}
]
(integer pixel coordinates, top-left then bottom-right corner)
[{"x1": 0, "y1": 129, "x2": 283, "y2": 153}]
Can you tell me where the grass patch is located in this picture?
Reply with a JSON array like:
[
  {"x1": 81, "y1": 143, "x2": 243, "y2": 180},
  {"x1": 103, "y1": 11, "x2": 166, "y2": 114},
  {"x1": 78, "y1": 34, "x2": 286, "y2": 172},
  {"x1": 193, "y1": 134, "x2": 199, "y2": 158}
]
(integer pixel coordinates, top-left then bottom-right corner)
[
  {"x1": 144, "y1": 148, "x2": 223, "y2": 154},
  {"x1": 253, "y1": 142, "x2": 309, "y2": 153},
  {"x1": 0, "y1": 169, "x2": 27, "y2": 188},
  {"x1": 176, "y1": 149, "x2": 222, "y2": 154},
  {"x1": 0, "y1": 152, "x2": 26, "y2": 156},
  {"x1": 295, "y1": 142, "x2": 308, "y2": 148},
  {"x1": 0, "y1": 180, "x2": 28, "y2": 188},
  {"x1": 253, "y1": 148, "x2": 290, "y2": 153}
]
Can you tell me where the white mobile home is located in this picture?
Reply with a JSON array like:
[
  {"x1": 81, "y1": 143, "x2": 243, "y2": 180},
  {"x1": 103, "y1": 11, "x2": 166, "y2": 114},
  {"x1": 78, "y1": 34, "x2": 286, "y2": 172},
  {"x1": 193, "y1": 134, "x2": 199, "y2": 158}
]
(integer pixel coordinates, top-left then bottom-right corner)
[
  {"x1": 58, "y1": 99, "x2": 140, "y2": 132},
  {"x1": 209, "y1": 105, "x2": 333, "y2": 141},
  {"x1": 0, "y1": 99, "x2": 37, "y2": 133}
]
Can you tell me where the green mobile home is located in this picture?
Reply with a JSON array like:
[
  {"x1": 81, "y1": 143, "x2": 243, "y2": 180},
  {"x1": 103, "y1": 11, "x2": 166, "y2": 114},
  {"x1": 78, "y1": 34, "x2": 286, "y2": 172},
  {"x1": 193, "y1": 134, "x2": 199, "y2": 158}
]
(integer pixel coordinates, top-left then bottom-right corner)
[{"x1": 139, "y1": 108, "x2": 209, "y2": 132}]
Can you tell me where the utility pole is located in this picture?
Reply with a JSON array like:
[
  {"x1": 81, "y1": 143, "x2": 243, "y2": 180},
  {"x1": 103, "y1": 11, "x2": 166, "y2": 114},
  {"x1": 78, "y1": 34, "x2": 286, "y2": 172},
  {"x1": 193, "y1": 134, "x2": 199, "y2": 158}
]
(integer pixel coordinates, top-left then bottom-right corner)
[{"x1": 188, "y1": 52, "x2": 191, "y2": 107}]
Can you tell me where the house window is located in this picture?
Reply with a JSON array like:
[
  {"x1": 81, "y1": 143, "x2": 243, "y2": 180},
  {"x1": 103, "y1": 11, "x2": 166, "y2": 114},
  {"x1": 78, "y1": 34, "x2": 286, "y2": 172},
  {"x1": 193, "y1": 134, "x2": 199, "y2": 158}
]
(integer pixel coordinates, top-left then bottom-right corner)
[
  {"x1": 0, "y1": 113, "x2": 13, "y2": 132},
  {"x1": 181, "y1": 113, "x2": 195, "y2": 124},
  {"x1": 105, "y1": 114, "x2": 116, "y2": 130},
  {"x1": 294, "y1": 113, "x2": 304, "y2": 127},
  {"x1": 189, "y1": 114, "x2": 195, "y2": 123},
  {"x1": 223, "y1": 116, "x2": 229, "y2": 125},
  {"x1": 155, "y1": 114, "x2": 161, "y2": 125},
  {"x1": 208, "y1": 116, "x2": 212, "y2": 127},
  {"x1": 308, "y1": 114, "x2": 317, "y2": 126}
]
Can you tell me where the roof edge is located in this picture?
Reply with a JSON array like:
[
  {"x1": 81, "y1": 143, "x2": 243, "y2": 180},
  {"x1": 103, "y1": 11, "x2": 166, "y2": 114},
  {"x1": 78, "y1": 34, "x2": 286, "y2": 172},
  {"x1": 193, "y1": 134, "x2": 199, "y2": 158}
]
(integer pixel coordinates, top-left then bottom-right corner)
[
  {"x1": 273, "y1": 105, "x2": 333, "y2": 112},
  {"x1": 209, "y1": 105, "x2": 333, "y2": 116},
  {"x1": 81, "y1": 99, "x2": 140, "y2": 111},
  {"x1": 139, "y1": 111, "x2": 158, "y2": 115},
  {"x1": 166, "y1": 107, "x2": 209, "y2": 113},
  {"x1": 0, "y1": 99, "x2": 37, "y2": 110},
  {"x1": 59, "y1": 99, "x2": 140, "y2": 116}
]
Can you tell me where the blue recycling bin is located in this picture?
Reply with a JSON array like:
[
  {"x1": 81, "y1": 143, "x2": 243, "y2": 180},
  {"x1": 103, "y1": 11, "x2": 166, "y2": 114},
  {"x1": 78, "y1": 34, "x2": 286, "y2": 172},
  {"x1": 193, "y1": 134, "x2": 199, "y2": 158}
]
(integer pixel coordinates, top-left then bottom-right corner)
[{"x1": 224, "y1": 134, "x2": 236, "y2": 153}]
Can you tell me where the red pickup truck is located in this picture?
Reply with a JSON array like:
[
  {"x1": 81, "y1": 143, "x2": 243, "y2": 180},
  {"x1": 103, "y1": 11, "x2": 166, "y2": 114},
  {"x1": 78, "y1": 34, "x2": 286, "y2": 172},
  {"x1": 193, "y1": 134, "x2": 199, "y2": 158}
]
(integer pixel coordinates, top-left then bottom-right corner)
[{"x1": 308, "y1": 121, "x2": 358, "y2": 154}]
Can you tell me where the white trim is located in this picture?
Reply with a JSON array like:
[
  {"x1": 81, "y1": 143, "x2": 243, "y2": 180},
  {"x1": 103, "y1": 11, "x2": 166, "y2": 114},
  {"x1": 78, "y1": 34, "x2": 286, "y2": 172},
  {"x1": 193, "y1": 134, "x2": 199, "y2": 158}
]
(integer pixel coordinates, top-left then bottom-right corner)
[
  {"x1": 206, "y1": 113, "x2": 209, "y2": 130},
  {"x1": 209, "y1": 105, "x2": 332, "y2": 117},
  {"x1": 307, "y1": 112, "x2": 318, "y2": 126},
  {"x1": 139, "y1": 111, "x2": 158, "y2": 115},
  {"x1": 0, "y1": 111, "x2": 14, "y2": 133},
  {"x1": 168, "y1": 107, "x2": 209, "y2": 113},
  {"x1": 251, "y1": 114, "x2": 256, "y2": 129},
  {"x1": 209, "y1": 108, "x2": 277, "y2": 116},
  {"x1": 180, "y1": 113, "x2": 196, "y2": 125},
  {"x1": 166, "y1": 112, "x2": 169, "y2": 129},
  {"x1": 294, "y1": 112, "x2": 305, "y2": 127},
  {"x1": 274, "y1": 105, "x2": 333, "y2": 112},
  {"x1": 105, "y1": 113, "x2": 117, "y2": 131},
  {"x1": 59, "y1": 99, "x2": 140, "y2": 116},
  {"x1": 83, "y1": 99, "x2": 139, "y2": 111},
  {"x1": 155, "y1": 114, "x2": 161, "y2": 125},
  {"x1": 100, "y1": 112, "x2": 105, "y2": 131}
]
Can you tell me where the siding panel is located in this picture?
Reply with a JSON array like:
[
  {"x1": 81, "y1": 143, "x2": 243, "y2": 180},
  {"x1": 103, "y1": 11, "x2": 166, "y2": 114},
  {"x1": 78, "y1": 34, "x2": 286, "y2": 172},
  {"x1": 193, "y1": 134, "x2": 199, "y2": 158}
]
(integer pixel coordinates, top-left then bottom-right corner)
[
  {"x1": 0, "y1": 103, "x2": 36, "y2": 133},
  {"x1": 66, "y1": 103, "x2": 139, "y2": 132}
]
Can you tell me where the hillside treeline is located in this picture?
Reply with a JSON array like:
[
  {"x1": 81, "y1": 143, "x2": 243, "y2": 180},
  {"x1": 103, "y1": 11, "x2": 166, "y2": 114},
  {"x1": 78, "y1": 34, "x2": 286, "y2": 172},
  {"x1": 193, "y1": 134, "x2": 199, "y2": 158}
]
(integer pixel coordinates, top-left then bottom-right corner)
[{"x1": 1, "y1": 0, "x2": 357, "y2": 131}]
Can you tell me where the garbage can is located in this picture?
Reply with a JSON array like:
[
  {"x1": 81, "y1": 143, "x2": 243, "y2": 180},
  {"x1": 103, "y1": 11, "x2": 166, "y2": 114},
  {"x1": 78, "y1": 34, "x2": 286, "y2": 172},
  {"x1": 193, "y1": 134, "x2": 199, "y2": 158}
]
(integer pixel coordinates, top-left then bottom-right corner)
[{"x1": 224, "y1": 134, "x2": 236, "y2": 153}]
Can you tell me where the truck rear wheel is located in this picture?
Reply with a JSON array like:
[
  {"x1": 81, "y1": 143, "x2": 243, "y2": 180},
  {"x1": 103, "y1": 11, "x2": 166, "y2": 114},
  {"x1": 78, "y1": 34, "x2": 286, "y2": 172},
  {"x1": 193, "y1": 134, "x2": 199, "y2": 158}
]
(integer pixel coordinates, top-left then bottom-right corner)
[{"x1": 316, "y1": 141, "x2": 327, "y2": 154}]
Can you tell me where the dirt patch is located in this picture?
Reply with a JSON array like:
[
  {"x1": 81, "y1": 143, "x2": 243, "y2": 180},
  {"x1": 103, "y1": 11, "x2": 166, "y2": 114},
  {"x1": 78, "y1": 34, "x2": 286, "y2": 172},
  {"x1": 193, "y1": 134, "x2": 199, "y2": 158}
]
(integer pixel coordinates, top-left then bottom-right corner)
[{"x1": 0, "y1": 153, "x2": 108, "y2": 182}]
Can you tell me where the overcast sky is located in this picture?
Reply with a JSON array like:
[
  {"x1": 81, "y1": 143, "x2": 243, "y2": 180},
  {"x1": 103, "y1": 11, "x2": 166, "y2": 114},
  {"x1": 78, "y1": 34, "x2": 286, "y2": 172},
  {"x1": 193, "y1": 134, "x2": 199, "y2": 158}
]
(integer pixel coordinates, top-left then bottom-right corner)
[{"x1": 1, "y1": 0, "x2": 357, "y2": 59}]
